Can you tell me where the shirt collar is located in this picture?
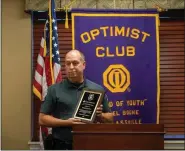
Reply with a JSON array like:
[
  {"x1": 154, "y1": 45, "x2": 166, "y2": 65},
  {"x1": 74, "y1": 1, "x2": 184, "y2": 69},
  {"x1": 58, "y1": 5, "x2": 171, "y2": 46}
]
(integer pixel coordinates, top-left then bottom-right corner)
[{"x1": 66, "y1": 78, "x2": 87, "y2": 89}]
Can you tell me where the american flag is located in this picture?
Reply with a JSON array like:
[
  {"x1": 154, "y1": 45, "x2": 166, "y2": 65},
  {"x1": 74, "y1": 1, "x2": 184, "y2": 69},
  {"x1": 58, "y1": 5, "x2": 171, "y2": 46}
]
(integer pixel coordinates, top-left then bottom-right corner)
[
  {"x1": 33, "y1": 0, "x2": 62, "y2": 148},
  {"x1": 33, "y1": 0, "x2": 62, "y2": 101}
]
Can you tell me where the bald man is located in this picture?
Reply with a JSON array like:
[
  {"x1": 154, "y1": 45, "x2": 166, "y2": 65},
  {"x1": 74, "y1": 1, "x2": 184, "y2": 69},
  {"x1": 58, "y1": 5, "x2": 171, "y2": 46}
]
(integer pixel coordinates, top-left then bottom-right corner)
[{"x1": 39, "y1": 50, "x2": 113, "y2": 150}]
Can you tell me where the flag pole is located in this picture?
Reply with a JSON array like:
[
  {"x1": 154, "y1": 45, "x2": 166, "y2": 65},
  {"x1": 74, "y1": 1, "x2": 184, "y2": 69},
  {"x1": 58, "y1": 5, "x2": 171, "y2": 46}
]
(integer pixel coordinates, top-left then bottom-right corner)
[{"x1": 49, "y1": 0, "x2": 54, "y2": 84}]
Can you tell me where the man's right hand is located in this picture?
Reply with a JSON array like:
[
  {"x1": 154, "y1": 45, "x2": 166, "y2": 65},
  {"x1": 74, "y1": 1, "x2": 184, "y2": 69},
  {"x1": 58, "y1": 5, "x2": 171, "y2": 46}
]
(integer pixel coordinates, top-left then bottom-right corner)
[
  {"x1": 68, "y1": 118, "x2": 86, "y2": 125},
  {"x1": 39, "y1": 113, "x2": 86, "y2": 127}
]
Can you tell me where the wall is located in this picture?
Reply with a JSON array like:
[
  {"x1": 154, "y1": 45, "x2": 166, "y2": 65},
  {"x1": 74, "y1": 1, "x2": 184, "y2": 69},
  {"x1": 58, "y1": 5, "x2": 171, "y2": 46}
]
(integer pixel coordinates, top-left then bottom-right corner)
[{"x1": 2, "y1": 0, "x2": 31, "y2": 149}]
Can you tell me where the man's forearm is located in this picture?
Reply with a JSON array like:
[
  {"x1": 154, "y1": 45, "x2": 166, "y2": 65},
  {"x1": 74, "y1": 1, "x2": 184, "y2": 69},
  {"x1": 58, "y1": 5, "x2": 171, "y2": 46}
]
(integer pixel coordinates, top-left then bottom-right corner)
[{"x1": 39, "y1": 113, "x2": 70, "y2": 127}]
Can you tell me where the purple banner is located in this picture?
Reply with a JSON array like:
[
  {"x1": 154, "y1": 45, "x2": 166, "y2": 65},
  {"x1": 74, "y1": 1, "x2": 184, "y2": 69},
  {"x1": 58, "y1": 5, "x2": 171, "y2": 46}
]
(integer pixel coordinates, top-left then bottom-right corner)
[{"x1": 72, "y1": 9, "x2": 160, "y2": 124}]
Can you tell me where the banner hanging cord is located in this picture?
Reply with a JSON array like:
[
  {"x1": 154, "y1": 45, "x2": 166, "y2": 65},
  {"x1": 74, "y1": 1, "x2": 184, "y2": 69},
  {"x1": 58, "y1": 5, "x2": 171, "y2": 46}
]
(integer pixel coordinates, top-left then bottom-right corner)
[
  {"x1": 57, "y1": 0, "x2": 76, "y2": 28},
  {"x1": 57, "y1": 0, "x2": 76, "y2": 11},
  {"x1": 65, "y1": 6, "x2": 69, "y2": 28},
  {"x1": 154, "y1": 4, "x2": 168, "y2": 26},
  {"x1": 55, "y1": 0, "x2": 168, "y2": 28}
]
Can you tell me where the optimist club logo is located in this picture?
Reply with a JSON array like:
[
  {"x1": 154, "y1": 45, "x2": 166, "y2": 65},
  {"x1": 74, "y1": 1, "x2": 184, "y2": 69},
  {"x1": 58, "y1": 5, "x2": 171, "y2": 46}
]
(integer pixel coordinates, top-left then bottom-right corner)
[{"x1": 103, "y1": 64, "x2": 130, "y2": 93}]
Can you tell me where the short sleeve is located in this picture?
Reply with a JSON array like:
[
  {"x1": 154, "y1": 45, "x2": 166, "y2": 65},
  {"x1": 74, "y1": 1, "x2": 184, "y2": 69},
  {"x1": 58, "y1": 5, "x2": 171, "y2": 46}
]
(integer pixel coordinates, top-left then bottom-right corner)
[
  {"x1": 40, "y1": 86, "x2": 56, "y2": 115},
  {"x1": 102, "y1": 94, "x2": 111, "y2": 113}
]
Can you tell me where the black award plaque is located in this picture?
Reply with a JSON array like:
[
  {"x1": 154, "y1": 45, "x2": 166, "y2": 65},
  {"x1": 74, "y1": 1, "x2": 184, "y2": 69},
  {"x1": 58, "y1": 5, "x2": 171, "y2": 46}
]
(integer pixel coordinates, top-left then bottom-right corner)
[{"x1": 73, "y1": 89, "x2": 104, "y2": 123}]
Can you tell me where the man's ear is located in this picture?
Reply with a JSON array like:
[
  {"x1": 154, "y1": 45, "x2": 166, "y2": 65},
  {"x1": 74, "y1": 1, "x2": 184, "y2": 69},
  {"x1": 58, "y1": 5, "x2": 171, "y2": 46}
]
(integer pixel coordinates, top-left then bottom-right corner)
[{"x1": 83, "y1": 61, "x2": 86, "y2": 69}]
